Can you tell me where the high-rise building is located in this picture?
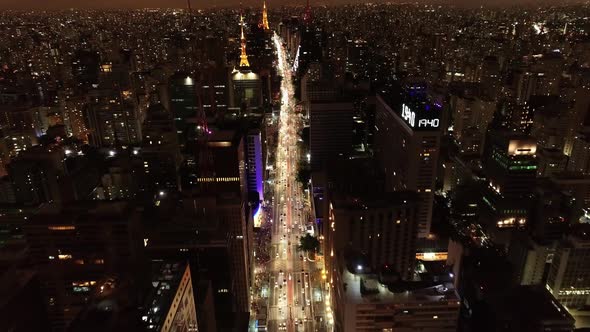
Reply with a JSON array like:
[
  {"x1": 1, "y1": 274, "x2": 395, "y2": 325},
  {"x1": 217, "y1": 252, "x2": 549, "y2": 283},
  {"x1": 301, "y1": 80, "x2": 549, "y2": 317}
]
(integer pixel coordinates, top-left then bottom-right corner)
[
  {"x1": 491, "y1": 286, "x2": 575, "y2": 332},
  {"x1": 332, "y1": 253, "x2": 460, "y2": 332},
  {"x1": 449, "y1": 93, "x2": 495, "y2": 155},
  {"x1": 140, "y1": 103, "x2": 182, "y2": 194},
  {"x1": 328, "y1": 191, "x2": 420, "y2": 280},
  {"x1": 480, "y1": 131, "x2": 537, "y2": 237},
  {"x1": 245, "y1": 129, "x2": 264, "y2": 202},
  {"x1": 536, "y1": 148, "x2": 568, "y2": 177},
  {"x1": 229, "y1": 69, "x2": 262, "y2": 113},
  {"x1": 345, "y1": 39, "x2": 368, "y2": 79},
  {"x1": 0, "y1": 269, "x2": 49, "y2": 332},
  {"x1": 309, "y1": 100, "x2": 353, "y2": 171},
  {"x1": 530, "y1": 97, "x2": 570, "y2": 151},
  {"x1": 507, "y1": 232, "x2": 551, "y2": 286},
  {"x1": 568, "y1": 132, "x2": 590, "y2": 174},
  {"x1": 374, "y1": 85, "x2": 442, "y2": 238},
  {"x1": 144, "y1": 193, "x2": 252, "y2": 328},
  {"x1": 8, "y1": 146, "x2": 65, "y2": 205},
  {"x1": 195, "y1": 130, "x2": 246, "y2": 197},
  {"x1": 547, "y1": 226, "x2": 590, "y2": 308},
  {"x1": 24, "y1": 202, "x2": 144, "y2": 331},
  {"x1": 169, "y1": 73, "x2": 198, "y2": 148},
  {"x1": 530, "y1": 181, "x2": 575, "y2": 241},
  {"x1": 200, "y1": 66, "x2": 229, "y2": 119},
  {"x1": 84, "y1": 91, "x2": 140, "y2": 147},
  {"x1": 141, "y1": 261, "x2": 199, "y2": 332}
]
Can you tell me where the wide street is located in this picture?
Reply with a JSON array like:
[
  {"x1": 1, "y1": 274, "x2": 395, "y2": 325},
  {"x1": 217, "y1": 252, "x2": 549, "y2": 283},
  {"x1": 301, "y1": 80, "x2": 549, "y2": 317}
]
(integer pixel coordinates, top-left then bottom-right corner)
[{"x1": 257, "y1": 33, "x2": 329, "y2": 332}]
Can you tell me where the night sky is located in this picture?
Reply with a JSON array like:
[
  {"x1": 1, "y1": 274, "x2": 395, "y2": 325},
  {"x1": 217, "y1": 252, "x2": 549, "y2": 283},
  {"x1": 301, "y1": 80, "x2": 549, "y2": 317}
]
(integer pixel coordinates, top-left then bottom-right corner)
[{"x1": 0, "y1": 0, "x2": 584, "y2": 9}]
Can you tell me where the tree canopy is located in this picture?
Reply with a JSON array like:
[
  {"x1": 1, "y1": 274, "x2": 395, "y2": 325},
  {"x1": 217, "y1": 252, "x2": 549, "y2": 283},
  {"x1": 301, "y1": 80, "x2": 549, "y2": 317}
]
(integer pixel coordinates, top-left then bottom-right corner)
[{"x1": 298, "y1": 233, "x2": 320, "y2": 254}]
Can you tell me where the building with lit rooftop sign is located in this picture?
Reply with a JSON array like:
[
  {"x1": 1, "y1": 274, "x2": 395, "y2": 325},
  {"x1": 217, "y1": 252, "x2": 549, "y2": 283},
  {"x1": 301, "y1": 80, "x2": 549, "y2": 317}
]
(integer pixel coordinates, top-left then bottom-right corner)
[{"x1": 375, "y1": 84, "x2": 441, "y2": 238}]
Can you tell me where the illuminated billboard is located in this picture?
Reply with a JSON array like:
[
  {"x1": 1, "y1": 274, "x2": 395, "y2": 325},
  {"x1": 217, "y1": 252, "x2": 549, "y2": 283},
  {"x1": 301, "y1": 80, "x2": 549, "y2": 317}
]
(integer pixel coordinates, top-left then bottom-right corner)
[{"x1": 400, "y1": 102, "x2": 441, "y2": 131}]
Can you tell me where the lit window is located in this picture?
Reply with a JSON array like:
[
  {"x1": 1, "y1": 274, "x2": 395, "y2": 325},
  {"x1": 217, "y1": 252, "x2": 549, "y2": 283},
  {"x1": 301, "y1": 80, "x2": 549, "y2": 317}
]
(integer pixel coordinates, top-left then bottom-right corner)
[{"x1": 48, "y1": 226, "x2": 76, "y2": 231}]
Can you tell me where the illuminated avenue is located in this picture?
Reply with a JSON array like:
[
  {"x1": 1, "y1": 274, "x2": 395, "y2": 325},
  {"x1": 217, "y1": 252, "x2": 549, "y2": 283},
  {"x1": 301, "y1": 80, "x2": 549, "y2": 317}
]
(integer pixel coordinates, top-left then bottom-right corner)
[
  {"x1": 1, "y1": 2, "x2": 590, "y2": 332},
  {"x1": 261, "y1": 32, "x2": 331, "y2": 332}
]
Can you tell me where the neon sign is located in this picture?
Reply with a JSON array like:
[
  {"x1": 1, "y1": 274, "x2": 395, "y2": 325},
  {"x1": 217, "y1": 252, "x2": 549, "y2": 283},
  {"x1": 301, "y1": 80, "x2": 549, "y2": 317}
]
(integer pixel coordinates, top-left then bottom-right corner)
[
  {"x1": 401, "y1": 103, "x2": 440, "y2": 129},
  {"x1": 402, "y1": 104, "x2": 415, "y2": 127}
]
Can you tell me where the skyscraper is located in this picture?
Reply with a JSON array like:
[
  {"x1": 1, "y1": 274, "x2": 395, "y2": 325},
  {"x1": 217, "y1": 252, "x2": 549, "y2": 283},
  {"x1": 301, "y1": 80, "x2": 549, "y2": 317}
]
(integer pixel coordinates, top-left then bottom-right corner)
[
  {"x1": 169, "y1": 73, "x2": 198, "y2": 148},
  {"x1": 309, "y1": 100, "x2": 353, "y2": 171},
  {"x1": 24, "y1": 202, "x2": 144, "y2": 331},
  {"x1": 374, "y1": 84, "x2": 442, "y2": 238},
  {"x1": 547, "y1": 225, "x2": 590, "y2": 308},
  {"x1": 84, "y1": 91, "x2": 140, "y2": 147},
  {"x1": 328, "y1": 191, "x2": 420, "y2": 280},
  {"x1": 481, "y1": 131, "x2": 537, "y2": 239}
]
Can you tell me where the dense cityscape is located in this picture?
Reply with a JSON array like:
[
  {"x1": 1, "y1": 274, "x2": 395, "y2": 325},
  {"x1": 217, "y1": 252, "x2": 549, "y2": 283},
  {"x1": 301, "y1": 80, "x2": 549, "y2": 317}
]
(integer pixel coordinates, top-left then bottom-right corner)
[{"x1": 0, "y1": 1, "x2": 590, "y2": 332}]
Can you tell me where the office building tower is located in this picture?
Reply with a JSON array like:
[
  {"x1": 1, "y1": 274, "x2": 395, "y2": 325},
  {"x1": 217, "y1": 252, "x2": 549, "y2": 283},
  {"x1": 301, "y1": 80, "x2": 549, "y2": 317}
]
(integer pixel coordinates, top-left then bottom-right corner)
[
  {"x1": 328, "y1": 191, "x2": 419, "y2": 280},
  {"x1": 60, "y1": 95, "x2": 89, "y2": 141},
  {"x1": 195, "y1": 130, "x2": 246, "y2": 197},
  {"x1": 8, "y1": 146, "x2": 65, "y2": 205},
  {"x1": 24, "y1": 202, "x2": 144, "y2": 331},
  {"x1": 141, "y1": 103, "x2": 182, "y2": 194},
  {"x1": 568, "y1": 132, "x2": 590, "y2": 174},
  {"x1": 309, "y1": 100, "x2": 353, "y2": 171},
  {"x1": 375, "y1": 85, "x2": 442, "y2": 238},
  {"x1": 530, "y1": 97, "x2": 570, "y2": 151},
  {"x1": 229, "y1": 69, "x2": 262, "y2": 113},
  {"x1": 332, "y1": 252, "x2": 460, "y2": 332},
  {"x1": 530, "y1": 182, "x2": 575, "y2": 241},
  {"x1": 245, "y1": 129, "x2": 264, "y2": 202},
  {"x1": 71, "y1": 50, "x2": 100, "y2": 89},
  {"x1": 547, "y1": 226, "x2": 590, "y2": 308},
  {"x1": 200, "y1": 66, "x2": 229, "y2": 119},
  {"x1": 481, "y1": 131, "x2": 537, "y2": 235},
  {"x1": 295, "y1": 3, "x2": 322, "y2": 79},
  {"x1": 550, "y1": 172, "x2": 590, "y2": 221},
  {"x1": 169, "y1": 73, "x2": 198, "y2": 148},
  {"x1": 141, "y1": 262, "x2": 198, "y2": 332},
  {"x1": 345, "y1": 39, "x2": 368, "y2": 79},
  {"x1": 97, "y1": 156, "x2": 139, "y2": 201},
  {"x1": 508, "y1": 232, "x2": 552, "y2": 286},
  {"x1": 449, "y1": 93, "x2": 495, "y2": 155},
  {"x1": 480, "y1": 56, "x2": 501, "y2": 99},
  {"x1": 491, "y1": 286, "x2": 575, "y2": 332},
  {"x1": 84, "y1": 91, "x2": 140, "y2": 147},
  {"x1": 144, "y1": 193, "x2": 252, "y2": 327},
  {"x1": 536, "y1": 148, "x2": 567, "y2": 177},
  {"x1": 0, "y1": 269, "x2": 49, "y2": 332},
  {"x1": 311, "y1": 157, "x2": 387, "y2": 268}
]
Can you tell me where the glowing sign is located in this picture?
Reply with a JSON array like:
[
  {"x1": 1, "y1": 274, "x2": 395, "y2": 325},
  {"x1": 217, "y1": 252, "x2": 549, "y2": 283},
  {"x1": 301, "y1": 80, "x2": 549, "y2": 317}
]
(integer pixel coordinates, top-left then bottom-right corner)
[
  {"x1": 402, "y1": 104, "x2": 415, "y2": 127},
  {"x1": 401, "y1": 103, "x2": 440, "y2": 129}
]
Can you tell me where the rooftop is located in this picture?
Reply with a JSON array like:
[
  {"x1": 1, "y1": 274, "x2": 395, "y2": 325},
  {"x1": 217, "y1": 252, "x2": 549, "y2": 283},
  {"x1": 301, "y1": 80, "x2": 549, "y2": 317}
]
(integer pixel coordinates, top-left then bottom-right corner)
[
  {"x1": 339, "y1": 255, "x2": 459, "y2": 305},
  {"x1": 332, "y1": 191, "x2": 420, "y2": 210},
  {"x1": 143, "y1": 261, "x2": 190, "y2": 331},
  {"x1": 494, "y1": 286, "x2": 574, "y2": 326}
]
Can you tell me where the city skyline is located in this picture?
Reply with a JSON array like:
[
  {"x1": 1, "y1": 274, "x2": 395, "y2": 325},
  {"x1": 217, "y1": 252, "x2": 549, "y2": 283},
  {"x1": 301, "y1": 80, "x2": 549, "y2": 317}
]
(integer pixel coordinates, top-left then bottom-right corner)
[
  {"x1": 1, "y1": 1, "x2": 590, "y2": 331},
  {"x1": 0, "y1": 0, "x2": 586, "y2": 9}
]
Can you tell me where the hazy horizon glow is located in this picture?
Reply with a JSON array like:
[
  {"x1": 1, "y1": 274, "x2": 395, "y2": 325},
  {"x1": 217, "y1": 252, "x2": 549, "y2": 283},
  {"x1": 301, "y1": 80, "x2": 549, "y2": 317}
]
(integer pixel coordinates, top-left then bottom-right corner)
[{"x1": 0, "y1": 0, "x2": 585, "y2": 10}]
